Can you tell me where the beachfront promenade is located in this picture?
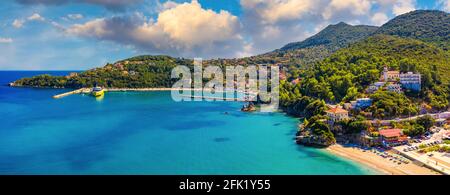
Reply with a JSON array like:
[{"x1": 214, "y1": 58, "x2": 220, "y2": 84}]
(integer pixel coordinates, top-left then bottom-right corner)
[{"x1": 394, "y1": 147, "x2": 450, "y2": 175}]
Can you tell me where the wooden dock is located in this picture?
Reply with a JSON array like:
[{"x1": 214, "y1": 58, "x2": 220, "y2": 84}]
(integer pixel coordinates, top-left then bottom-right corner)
[{"x1": 53, "y1": 88, "x2": 91, "y2": 99}]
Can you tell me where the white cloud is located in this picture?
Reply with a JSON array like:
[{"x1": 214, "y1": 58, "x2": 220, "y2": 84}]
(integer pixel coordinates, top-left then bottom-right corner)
[
  {"x1": 159, "y1": 0, "x2": 179, "y2": 11},
  {"x1": 371, "y1": 12, "x2": 389, "y2": 26},
  {"x1": 28, "y1": 13, "x2": 45, "y2": 21},
  {"x1": 67, "y1": 14, "x2": 83, "y2": 20},
  {"x1": 50, "y1": 21, "x2": 65, "y2": 30},
  {"x1": 392, "y1": 0, "x2": 416, "y2": 16},
  {"x1": 67, "y1": 1, "x2": 244, "y2": 58},
  {"x1": 12, "y1": 13, "x2": 46, "y2": 28},
  {"x1": 241, "y1": 0, "x2": 316, "y2": 24},
  {"x1": 239, "y1": 0, "x2": 384, "y2": 55},
  {"x1": 61, "y1": 0, "x2": 422, "y2": 58},
  {"x1": 67, "y1": 18, "x2": 110, "y2": 37},
  {"x1": 12, "y1": 19, "x2": 25, "y2": 28},
  {"x1": 438, "y1": 0, "x2": 450, "y2": 12},
  {"x1": 0, "y1": 38, "x2": 13, "y2": 43},
  {"x1": 323, "y1": 0, "x2": 372, "y2": 20}
]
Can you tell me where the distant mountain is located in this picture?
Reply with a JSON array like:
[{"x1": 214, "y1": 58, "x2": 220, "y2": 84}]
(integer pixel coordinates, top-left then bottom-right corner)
[
  {"x1": 279, "y1": 22, "x2": 378, "y2": 51},
  {"x1": 375, "y1": 10, "x2": 450, "y2": 49},
  {"x1": 11, "y1": 10, "x2": 450, "y2": 89},
  {"x1": 255, "y1": 22, "x2": 378, "y2": 66}
]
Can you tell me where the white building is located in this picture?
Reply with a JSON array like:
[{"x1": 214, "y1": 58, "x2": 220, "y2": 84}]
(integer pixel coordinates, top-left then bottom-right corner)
[{"x1": 326, "y1": 107, "x2": 349, "y2": 124}]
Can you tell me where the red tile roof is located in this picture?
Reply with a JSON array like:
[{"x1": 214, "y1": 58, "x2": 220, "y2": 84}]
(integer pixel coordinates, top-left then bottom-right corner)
[
  {"x1": 379, "y1": 129, "x2": 402, "y2": 138},
  {"x1": 326, "y1": 107, "x2": 348, "y2": 114}
]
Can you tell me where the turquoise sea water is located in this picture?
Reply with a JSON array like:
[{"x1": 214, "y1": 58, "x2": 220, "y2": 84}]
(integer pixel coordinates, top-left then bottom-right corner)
[{"x1": 0, "y1": 71, "x2": 378, "y2": 175}]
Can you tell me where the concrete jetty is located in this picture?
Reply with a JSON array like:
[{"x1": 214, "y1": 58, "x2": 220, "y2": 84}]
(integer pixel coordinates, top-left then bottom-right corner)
[{"x1": 53, "y1": 88, "x2": 91, "y2": 99}]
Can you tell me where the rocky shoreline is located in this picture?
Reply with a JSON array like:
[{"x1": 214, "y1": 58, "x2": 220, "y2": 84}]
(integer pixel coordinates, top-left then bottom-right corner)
[{"x1": 296, "y1": 135, "x2": 334, "y2": 147}]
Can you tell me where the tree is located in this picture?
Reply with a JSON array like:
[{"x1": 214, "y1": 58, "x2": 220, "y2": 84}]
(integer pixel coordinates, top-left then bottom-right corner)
[
  {"x1": 369, "y1": 91, "x2": 418, "y2": 119},
  {"x1": 399, "y1": 59, "x2": 417, "y2": 73},
  {"x1": 309, "y1": 119, "x2": 336, "y2": 145},
  {"x1": 328, "y1": 73, "x2": 354, "y2": 102},
  {"x1": 304, "y1": 99, "x2": 326, "y2": 119},
  {"x1": 415, "y1": 115, "x2": 435, "y2": 131},
  {"x1": 342, "y1": 87, "x2": 359, "y2": 103},
  {"x1": 339, "y1": 116, "x2": 370, "y2": 134},
  {"x1": 404, "y1": 124, "x2": 425, "y2": 137}
]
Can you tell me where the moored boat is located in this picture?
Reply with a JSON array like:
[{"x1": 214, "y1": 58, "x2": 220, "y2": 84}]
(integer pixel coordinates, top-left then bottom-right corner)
[{"x1": 91, "y1": 86, "x2": 104, "y2": 97}]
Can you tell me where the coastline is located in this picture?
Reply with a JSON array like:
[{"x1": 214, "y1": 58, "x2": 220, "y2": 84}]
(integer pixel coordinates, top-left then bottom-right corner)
[
  {"x1": 105, "y1": 88, "x2": 202, "y2": 92},
  {"x1": 104, "y1": 88, "x2": 257, "y2": 95},
  {"x1": 7, "y1": 81, "x2": 445, "y2": 175},
  {"x1": 327, "y1": 144, "x2": 441, "y2": 175},
  {"x1": 48, "y1": 87, "x2": 257, "y2": 99}
]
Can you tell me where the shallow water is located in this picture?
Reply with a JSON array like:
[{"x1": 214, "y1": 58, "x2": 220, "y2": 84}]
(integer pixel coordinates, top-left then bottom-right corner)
[{"x1": 0, "y1": 71, "x2": 378, "y2": 175}]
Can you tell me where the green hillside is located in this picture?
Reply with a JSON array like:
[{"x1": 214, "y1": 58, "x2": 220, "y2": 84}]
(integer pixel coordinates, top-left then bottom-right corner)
[
  {"x1": 12, "y1": 10, "x2": 450, "y2": 107},
  {"x1": 258, "y1": 22, "x2": 378, "y2": 66},
  {"x1": 280, "y1": 22, "x2": 378, "y2": 51},
  {"x1": 12, "y1": 55, "x2": 189, "y2": 88},
  {"x1": 281, "y1": 34, "x2": 449, "y2": 115},
  {"x1": 375, "y1": 10, "x2": 450, "y2": 49}
]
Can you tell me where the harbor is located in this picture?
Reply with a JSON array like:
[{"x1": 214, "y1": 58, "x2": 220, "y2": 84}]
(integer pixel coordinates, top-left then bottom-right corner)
[
  {"x1": 52, "y1": 88, "x2": 91, "y2": 99},
  {"x1": 52, "y1": 87, "x2": 257, "y2": 100}
]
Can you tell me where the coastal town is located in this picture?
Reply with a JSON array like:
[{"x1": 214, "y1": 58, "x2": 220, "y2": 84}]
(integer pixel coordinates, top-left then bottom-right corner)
[
  {"x1": 5, "y1": 6, "x2": 449, "y2": 177},
  {"x1": 12, "y1": 61, "x2": 450, "y2": 175},
  {"x1": 295, "y1": 66, "x2": 450, "y2": 175}
]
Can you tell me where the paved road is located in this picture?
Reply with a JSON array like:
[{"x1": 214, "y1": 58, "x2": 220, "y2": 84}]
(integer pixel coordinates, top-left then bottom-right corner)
[{"x1": 368, "y1": 112, "x2": 450, "y2": 124}]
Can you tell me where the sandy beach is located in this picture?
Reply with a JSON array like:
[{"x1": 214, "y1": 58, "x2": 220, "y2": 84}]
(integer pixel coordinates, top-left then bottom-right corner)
[{"x1": 327, "y1": 144, "x2": 441, "y2": 175}]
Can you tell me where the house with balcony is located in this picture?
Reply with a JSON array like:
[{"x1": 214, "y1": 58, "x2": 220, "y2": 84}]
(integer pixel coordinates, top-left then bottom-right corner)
[{"x1": 326, "y1": 106, "x2": 349, "y2": 125}]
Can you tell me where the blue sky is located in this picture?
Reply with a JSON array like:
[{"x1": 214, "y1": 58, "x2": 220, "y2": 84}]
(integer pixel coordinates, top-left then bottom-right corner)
[{"x1": 0, "y1": 0, "x2": 448, "y2": 70}]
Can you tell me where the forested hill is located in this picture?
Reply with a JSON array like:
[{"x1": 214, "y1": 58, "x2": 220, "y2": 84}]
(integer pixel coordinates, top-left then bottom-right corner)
[
  {"x1": 11, "y1": 10, "x2": 450, "y2": 93},
  {"x1": 281, "y1": 34, "x2": 449, "y2": 105},
  {"x1": 12, "y1": 55, "x2": 188, "y2": 88},
  {"x1": 279, "y1": 22, "x2": 378, "y2": 51},
  {"x1": 255, "y1": 22, "x2": 378, "y2": 66},
  {"x1": 288, "y1": 34, "x2": 449, "y2": 102},
  {"x1": 334, "y1": 34, "x2": 450, "y2": 85},
  {"x1": 375, "y1": 10, "x2": 450, "y2": 49}
]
